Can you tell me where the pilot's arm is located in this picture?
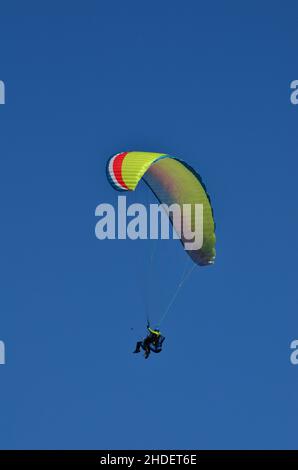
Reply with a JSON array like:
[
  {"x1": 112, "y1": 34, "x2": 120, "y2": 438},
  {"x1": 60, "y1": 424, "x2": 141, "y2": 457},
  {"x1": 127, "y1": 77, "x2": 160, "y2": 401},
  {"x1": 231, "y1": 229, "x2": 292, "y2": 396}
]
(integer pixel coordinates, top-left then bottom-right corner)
[{"x1": 148, "y1": 326, "x2": 160, "y2": 336}]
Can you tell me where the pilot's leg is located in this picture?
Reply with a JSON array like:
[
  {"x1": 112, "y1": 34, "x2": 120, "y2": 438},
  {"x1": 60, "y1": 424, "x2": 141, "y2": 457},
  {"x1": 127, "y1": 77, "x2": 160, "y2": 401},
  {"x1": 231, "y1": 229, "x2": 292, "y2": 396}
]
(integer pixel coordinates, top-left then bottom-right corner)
[
  {"x1": 133, "y1": 341, "x2": 142, "y2": 353},
  {"x1": 144, "y1": 349, "x2": 150, "y2": 359}
]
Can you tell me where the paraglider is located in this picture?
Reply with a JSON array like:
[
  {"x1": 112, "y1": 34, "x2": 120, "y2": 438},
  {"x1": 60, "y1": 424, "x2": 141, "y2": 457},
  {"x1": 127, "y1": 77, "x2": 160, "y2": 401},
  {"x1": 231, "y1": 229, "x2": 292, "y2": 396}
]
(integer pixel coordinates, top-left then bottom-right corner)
[{"x1": 106, "y1": 151, "x2": 216, "y2": 358}]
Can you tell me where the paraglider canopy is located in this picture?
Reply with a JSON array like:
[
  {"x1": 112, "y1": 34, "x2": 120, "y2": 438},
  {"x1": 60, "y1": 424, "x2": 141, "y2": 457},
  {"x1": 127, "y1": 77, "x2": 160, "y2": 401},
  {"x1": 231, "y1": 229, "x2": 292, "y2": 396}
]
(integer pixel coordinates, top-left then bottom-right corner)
[{"x1": 107, "y1": 151, "x2": 216, "y2": 266}]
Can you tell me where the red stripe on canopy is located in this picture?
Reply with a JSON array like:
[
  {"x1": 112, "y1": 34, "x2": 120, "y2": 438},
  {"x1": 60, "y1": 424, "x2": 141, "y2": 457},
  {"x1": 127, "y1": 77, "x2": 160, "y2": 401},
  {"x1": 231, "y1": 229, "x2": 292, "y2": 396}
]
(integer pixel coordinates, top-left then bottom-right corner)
[{"x1": 112, "y1": 152, "x2": 129, "y2": 189}]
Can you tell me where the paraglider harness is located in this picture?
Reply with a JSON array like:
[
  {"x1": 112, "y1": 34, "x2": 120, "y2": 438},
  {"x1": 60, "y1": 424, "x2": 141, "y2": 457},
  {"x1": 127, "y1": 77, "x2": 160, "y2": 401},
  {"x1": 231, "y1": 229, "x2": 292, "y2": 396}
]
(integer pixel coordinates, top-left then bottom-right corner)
[
  {"x1": 134, "y1": 324, "x2": 165, "y2": 358},
  {"x1": 147, "y1": 326, "x2": 165, "y2": 352}
]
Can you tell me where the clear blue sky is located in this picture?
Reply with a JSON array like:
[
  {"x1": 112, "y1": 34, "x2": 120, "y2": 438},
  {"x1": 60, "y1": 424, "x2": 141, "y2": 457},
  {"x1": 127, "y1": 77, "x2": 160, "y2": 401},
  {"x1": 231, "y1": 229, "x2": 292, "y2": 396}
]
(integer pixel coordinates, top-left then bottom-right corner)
[{"x1": 0, "y1": 0, "x2": 297, "y2": 450}]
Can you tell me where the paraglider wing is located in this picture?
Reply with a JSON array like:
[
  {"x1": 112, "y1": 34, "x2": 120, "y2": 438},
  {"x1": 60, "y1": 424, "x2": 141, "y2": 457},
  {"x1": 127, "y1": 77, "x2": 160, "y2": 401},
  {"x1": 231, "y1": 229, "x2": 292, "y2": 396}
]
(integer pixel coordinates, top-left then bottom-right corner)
[{"x1": 106, "y1": 151, "x2": 216, "y2": 266}]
